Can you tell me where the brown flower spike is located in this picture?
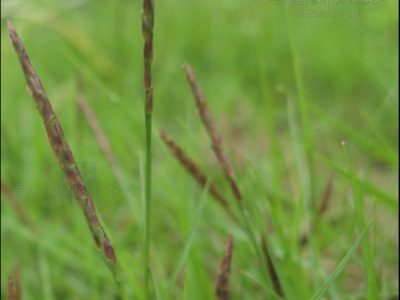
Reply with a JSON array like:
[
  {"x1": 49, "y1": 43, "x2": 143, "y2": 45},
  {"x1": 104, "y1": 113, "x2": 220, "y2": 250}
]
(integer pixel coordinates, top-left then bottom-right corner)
[
  {"x1": 215, "y1": 235, "x2": 234, "y2": 300},
  {"x1": 158, "y1": 130, "x2": 230, "y2": 208},
  {"x1": 7, "y1": 20, "x2": 122, "y2": 290}
]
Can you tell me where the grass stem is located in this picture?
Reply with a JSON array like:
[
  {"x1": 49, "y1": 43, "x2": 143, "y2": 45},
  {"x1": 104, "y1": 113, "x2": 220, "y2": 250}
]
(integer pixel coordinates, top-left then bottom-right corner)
[{"x1": 141, "y1": 0, "x2": 155, "y2": 298}]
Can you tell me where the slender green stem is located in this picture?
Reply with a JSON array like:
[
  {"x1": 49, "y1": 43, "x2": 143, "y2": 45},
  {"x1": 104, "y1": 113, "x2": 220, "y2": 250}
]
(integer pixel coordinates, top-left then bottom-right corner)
[
  {"x1": 141, "y1": 0, "x2": 155, "y2": 298},
  {"x1": 284, "y1": 7, "x2": 316, "y2": 225}
]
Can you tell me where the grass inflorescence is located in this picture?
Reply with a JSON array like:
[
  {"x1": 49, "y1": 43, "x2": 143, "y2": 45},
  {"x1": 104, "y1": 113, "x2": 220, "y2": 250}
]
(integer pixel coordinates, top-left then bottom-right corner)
[
  {"x1": 215, "y1": 235, "x2": 234, "y2": 300},
  {"x1": 7, "y1": 20, "x2": 124, "y2": 297},
  {"x1": 141, "y1": 0, "x2": 155, "y2": 298}
]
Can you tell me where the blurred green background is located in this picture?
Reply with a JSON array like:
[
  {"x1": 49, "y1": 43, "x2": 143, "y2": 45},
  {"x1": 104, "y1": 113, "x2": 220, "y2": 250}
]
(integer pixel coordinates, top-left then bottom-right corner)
[{"x1": 1, "y1": 0, "x2": 398, "y2": 299}]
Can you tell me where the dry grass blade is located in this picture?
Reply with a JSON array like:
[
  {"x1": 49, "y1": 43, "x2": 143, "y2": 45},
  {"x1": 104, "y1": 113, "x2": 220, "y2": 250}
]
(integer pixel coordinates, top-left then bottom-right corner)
[
  {"x1": 261, "y1": 235, "x2": 284, "y2": 297},
  {"x1": 7, "y1": 20, "x2": 122, "y2": 290},
  {"x1": 76, "y1": 74, "x2": 124, "y2": 183},
  {"x1": 300, "y1": 173, "x2": 335, "y2": 247},
  {"x1": 182, "y1": 63, "x2": 242, "y2": 201},
  {"x1": 317, "y1": 173, "x2": 334, "y2": 217},
  {"x1": 215, "y1": 235, "x2": 234, "y2": 300},
  {"x1": 1, "y1": 180, "x2": 36, "y2": 232},
  {"x1": 7, "y1": 266, "x2": 21, "y2": 300}
]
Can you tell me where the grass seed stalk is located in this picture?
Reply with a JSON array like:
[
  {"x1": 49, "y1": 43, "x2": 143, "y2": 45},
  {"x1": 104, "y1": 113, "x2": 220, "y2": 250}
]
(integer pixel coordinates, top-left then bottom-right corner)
[
  {"x1": 7, "y1": 21, "x2": 124, "y2": 295},
  {"x1": 141, "y1": 0, "x2": 155, "y2": 298},
  {"x1": 215, "y1": 235, "x2": 234, "y2": 300}
]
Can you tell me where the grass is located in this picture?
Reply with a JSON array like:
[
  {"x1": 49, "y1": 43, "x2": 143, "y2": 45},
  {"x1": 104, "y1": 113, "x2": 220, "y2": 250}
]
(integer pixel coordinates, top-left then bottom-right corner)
[
  {"x1": 141, "y1": 0, "x2": 155, "y2": 298},
  {"x1": 1, "y1": 0, "x2": 398, "y2": 299}
]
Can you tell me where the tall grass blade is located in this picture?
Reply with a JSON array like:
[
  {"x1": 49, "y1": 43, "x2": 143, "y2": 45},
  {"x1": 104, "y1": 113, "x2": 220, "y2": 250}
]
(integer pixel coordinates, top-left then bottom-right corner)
[{"x1": 169, "y1": 183, "x2": 209, "y2": 293}]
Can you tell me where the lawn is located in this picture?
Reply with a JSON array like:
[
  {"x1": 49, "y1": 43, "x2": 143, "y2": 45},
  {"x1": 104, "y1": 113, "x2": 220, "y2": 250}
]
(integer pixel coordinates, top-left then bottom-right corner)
[{"x1": 1, "y1": 0, "x2": 398, "y2": 299}]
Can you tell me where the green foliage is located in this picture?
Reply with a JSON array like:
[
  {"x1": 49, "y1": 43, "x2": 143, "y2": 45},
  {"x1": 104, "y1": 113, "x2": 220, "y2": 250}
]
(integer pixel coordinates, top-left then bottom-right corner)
[{"x1": 1, "y1": 0, "x2": 398, "y2": 299}]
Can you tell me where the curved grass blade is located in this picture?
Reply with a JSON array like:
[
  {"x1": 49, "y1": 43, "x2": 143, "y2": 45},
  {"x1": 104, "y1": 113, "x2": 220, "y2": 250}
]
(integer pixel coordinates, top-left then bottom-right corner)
[{"x1": 310, "y1": 220, "x2": 374, "y2": 300}]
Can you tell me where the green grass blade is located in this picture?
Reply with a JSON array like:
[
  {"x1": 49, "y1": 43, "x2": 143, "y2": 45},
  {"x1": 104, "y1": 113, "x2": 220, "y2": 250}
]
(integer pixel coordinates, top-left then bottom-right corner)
[
  {"x1": 168, "y1": 182, "x2": 209, "y2": 293},
  {"x1": 310, "y1": 105, "x2": 398, "y2": 166},
  {"x1": 315, "y1": 152, "x2": 398, "y2": 209},
  {"x1": 310, "y1": 220, "x2": 374, "y2": 300}
]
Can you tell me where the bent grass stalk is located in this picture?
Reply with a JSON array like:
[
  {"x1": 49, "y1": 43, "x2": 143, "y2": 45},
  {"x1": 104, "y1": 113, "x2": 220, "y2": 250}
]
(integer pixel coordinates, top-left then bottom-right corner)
[
  {"x1": 7, "y1": 21, "x2": 124, "y2": 296},
  {"x1": 182, "y1": 64, "x2": 241, "y2": 201},
  {"x1": 158, "y1": 130, "x2": 236, "y2": 218},
  {"x1": 300, "y1": 173, "x2": 335, "y2": 247},
  {"x1": 141, "y1": 0, "x2": 155, "y2": 298},
  {"x1": 183, "y1": 63, "x2": 282, "y2": 298},
  {"x1": 215, "y1": 235, "x2": 233, "y2": 300}
]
